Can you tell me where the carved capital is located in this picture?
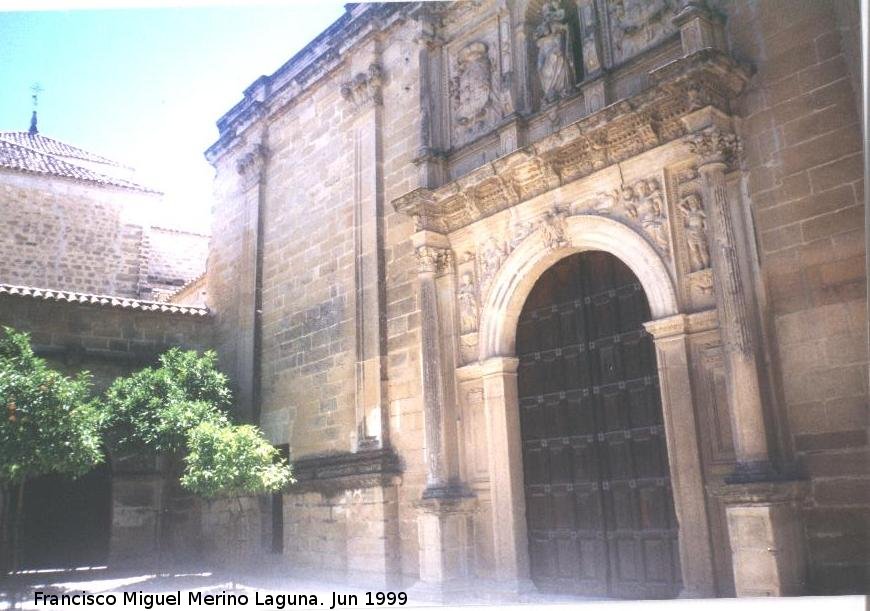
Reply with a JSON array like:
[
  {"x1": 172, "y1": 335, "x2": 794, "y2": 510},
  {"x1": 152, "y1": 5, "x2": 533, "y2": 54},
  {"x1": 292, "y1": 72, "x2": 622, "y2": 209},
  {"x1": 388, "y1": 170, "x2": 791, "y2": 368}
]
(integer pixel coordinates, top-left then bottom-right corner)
[
  {"x1": 416, "y1": 245, "x2": 453, "y2": 276},
  {"x1": 341, "y1": 63, "x2": 383, "y2": 112},
  {"x1": 235, "y1": 142, "x2": 268, "y2": 188},
  {"x1": 688, "y1": 127, "x2": 741, "y2": 169}
]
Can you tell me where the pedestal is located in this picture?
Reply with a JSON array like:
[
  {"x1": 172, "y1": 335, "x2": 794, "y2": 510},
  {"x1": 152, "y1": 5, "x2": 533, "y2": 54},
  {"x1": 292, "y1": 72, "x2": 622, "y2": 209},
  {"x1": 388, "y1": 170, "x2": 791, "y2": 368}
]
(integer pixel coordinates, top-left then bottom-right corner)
[
  {"x1": 410, "y1": 492, "x2": 476, "y2": 602},
  {"x1": 712, "y1": 481, "x2": 808, "y2": 596}
]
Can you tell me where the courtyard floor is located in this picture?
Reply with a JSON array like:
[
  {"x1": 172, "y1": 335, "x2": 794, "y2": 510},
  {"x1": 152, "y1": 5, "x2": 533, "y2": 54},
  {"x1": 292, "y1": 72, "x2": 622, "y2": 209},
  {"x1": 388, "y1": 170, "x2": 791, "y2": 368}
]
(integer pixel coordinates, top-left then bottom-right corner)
[{"x1": 0, "y1": 565, "x2": 865, "y2": 611}]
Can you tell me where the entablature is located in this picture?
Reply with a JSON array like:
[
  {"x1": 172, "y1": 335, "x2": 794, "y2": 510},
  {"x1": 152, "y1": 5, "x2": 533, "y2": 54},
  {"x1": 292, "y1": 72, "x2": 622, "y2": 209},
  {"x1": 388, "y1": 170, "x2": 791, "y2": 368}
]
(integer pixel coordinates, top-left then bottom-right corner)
[{"x1": 393, "y1": 48, "x2": 749, "y2": 234}]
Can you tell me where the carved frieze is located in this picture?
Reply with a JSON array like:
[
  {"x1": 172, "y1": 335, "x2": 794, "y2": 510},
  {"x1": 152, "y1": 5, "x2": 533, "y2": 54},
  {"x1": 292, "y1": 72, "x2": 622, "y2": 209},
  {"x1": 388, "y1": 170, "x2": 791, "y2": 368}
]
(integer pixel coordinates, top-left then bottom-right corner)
[
  {"x1": 609, "y1": 0, "x2": 680, "y2": 65},
  {"x1": 341, "y1": 63, "x2": 384, "y2": 112},
  {"x1": 535, "y1": 0, "x2": 575, "y2": 104},
  {"x1": 394, "y1": 51, "x2": 749, "y2": 234}
]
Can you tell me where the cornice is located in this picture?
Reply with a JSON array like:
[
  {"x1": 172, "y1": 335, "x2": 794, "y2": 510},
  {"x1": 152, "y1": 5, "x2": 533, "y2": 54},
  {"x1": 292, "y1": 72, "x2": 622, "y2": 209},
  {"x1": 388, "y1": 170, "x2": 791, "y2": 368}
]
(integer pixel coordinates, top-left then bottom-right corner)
[
  {"x1": 393, "y1": 49, "x2": 750, "y2": 234},
  {"x1": 205, "y1": 3, "x2": 414, "y2": 165}
]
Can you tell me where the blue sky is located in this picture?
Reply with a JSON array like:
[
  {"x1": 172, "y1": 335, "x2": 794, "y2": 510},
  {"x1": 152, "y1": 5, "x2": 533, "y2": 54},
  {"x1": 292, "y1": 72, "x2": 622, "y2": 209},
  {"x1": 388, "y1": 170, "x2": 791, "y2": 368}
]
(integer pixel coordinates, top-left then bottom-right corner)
[{"x1": 0, "y1": 1, "x2": 346, "y2": 230}]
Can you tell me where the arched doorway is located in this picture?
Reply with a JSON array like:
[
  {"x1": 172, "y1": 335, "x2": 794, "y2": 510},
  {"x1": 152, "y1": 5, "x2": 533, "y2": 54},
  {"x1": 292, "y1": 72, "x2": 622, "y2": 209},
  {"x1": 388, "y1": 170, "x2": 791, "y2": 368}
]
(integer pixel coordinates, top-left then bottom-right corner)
[{"x1": 516, "y1": 251, "x2": 680, "y2": 599}]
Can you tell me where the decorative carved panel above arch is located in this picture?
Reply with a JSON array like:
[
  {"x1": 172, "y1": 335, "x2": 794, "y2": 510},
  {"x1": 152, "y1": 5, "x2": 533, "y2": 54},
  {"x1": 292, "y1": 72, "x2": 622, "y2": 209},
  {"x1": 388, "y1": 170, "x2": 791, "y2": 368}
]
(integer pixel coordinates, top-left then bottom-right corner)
[{"x1": 394, "y1": 50, "x2": 749, "y2": 235}]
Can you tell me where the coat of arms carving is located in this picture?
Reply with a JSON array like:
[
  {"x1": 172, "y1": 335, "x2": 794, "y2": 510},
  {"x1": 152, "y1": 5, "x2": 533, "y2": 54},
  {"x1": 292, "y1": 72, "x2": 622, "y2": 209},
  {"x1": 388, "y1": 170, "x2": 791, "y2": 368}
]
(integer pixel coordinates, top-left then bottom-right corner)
[{"x1": 450, "y1": 41, "x2": 499, "y2": 145}]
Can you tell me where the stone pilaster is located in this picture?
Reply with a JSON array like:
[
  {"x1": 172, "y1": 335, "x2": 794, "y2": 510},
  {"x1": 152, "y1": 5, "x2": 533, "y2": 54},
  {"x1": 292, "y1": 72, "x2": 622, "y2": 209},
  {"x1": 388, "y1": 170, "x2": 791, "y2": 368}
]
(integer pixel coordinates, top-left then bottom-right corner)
[
  {"x1": 688, "y1": 120, "x2": 808, "y2": 596},
  {"x1": 688, "y1": 126, "x2": 774, "y2": 481},
  {"x1": 413, "y1": 233, "x2": 461, "y2": 493},
  {"x1": 342, "y1": 62, "x2": 389, "y2": 451},
  {"x1": 644, "y1": 312, "x2": 719, "y2": 597},
  {"x1": 480, "y1": 356, "x2": 534, "y2": 595},
  {"x1": 411, "y1": 9, "x2": 447, "y2": 189},
  {"x1": 411, "y1": 231, "x2": 475, "y2": 599},
  {"x1": 234, "y1": 141, "x2": 268, "y2": 424}
]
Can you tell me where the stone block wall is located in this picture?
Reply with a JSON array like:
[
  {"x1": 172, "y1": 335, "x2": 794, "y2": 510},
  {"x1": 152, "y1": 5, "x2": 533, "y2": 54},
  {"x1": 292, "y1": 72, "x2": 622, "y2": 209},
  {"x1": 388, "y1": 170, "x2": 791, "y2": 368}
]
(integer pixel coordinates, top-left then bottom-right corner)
[
  {"x1": 0, "y1": 169, "x2": 156, "y2": 298},
  {"x1": 720, "y1": 0, "x2": 868, "y2": 593}
]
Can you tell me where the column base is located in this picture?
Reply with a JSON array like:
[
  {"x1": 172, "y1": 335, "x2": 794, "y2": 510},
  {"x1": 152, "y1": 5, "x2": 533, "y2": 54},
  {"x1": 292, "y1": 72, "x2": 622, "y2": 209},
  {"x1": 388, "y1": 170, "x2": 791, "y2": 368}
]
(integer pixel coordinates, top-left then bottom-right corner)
[
  {"x1": 711, "y1": 479, "x2": 809, "y2": 597},
  {"x1": 413, "y1": 489, "x2": 476, "y2": 600}
]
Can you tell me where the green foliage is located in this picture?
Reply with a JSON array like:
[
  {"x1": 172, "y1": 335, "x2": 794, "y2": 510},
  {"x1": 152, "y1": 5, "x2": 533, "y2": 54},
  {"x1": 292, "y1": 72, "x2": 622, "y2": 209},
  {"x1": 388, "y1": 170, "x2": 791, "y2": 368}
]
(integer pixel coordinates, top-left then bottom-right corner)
[
  {"x1": 181, "y1": 421, "x2": 293, "y2": 499},
  {"x1": 103, "y1": 348, "x2": 231, "y2": 454},
  {"x1": 0, "y1": 327, "x2": 103, "y2": 484},
  {"x1": 104, "y1": 346, "x2": 292, "y2": 498}
]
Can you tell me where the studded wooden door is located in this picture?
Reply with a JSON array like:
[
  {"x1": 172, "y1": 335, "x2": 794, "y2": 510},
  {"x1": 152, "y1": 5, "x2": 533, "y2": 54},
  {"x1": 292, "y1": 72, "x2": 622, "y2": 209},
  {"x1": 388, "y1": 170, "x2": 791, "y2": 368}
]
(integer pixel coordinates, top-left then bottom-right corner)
[{"x1": 517, "y1": 251, "x2": 681, "y2": 599}]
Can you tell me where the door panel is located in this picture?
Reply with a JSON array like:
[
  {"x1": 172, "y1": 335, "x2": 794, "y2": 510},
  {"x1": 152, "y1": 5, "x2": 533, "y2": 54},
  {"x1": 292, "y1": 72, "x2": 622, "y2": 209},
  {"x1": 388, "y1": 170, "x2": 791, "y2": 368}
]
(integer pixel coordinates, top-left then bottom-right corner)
[{"x1": 517, "y1": 251, "x2": 680, "y2": 599}]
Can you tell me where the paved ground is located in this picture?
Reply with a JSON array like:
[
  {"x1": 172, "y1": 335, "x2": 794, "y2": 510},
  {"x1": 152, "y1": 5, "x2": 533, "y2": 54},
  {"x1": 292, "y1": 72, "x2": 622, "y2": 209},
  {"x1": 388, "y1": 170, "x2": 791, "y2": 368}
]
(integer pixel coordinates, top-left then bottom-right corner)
[{"x1": 0, "y1": 565, "x2": 865, "y2": 610}]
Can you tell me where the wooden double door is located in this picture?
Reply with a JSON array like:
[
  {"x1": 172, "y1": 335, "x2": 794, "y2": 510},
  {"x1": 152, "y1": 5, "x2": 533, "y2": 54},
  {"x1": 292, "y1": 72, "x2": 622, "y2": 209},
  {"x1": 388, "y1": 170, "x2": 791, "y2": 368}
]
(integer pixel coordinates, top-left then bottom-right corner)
[{"x1": 517, "y1": 251, "x2": 681, "y2": 599}]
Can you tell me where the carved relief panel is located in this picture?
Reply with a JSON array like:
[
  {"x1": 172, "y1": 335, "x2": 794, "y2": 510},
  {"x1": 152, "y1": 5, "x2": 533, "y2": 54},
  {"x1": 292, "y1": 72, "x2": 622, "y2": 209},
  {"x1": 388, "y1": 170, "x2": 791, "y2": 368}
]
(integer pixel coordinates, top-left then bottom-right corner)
[
  {"x1": 691, "y1": 340, "x2": 736, "y2": 466},
  {"x1": 607, "y1": 0, "x2": 680, "y2": 66},
  {"x1": 666, "y1": 163, "x2": 715, "y2": 311},
  {"x1": 571, "y1": 175, "x2": 672, "y2": 257},
  {"x1": 456, "y1": 251, "x2": 480, "y2": 364}
]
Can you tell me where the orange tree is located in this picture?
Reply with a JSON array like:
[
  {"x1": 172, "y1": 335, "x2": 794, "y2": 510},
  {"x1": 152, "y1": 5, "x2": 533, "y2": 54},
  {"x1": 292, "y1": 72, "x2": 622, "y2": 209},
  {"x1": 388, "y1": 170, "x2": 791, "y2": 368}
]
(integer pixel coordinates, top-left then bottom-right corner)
[{"x1": 0, "y1": 327, "x2": 104, "y2": 572}]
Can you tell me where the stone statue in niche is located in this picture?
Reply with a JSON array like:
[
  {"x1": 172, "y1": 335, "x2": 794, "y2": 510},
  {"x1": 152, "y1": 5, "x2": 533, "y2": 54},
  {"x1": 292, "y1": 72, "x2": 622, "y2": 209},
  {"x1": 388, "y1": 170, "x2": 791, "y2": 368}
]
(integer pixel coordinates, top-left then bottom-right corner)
[
  {"x1": 535, "y1": 1, "x2": 575, "y2": 104},
  {"x1": 451, "y1": 42, "x2": 498, "y2": 142},
  {"x1": 680, "y1": 193, "x2": 711, "y2": 271},
  {"x1": 635, "y1": 179, "x2": 670, "y2": 253},
  {"x1": 457, "y1": 272, "x2": 479, "y2": 334},
  {"x1": 577, "y1": 0, "x2": 601, "y2": 75}
]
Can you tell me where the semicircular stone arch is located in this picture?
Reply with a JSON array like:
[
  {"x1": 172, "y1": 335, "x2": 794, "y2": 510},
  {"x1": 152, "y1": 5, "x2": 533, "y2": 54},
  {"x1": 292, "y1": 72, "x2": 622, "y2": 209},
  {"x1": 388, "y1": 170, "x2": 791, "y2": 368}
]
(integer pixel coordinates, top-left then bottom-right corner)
[{"x1": 478, "y1": 214, "x2": 679, "y2": 361}]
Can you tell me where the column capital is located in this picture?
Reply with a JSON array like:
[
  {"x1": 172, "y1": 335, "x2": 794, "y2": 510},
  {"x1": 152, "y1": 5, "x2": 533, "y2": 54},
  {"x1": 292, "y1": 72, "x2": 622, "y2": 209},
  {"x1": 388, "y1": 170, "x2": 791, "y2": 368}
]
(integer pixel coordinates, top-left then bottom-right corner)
[
  {"x1": 235, "y1": 142, "x2": 268, "y2": 189},
  {"x1": 415, "y1": 245, "x2": 453, "y2": 275},
  {"x1": 480, "y1": 356, "x2": 519, "y2": 377},
  {"x1": 687, "y1": 126, "x2": 742, "y2": 170},
  {"x1": 644, "y1": 309, "x2": 718, "y2": 340},
  {"x1": 341, "y1": 63, "x2": 384, "y2": 113}
]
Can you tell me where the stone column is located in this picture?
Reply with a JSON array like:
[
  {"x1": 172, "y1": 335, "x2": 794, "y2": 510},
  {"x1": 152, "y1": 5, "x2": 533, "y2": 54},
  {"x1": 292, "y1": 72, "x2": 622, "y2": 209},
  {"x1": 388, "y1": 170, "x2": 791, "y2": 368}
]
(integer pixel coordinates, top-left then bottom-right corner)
[
  {"x1": 411, "y1": 232, "x2": 475, "y2": 600},
  {"x1": 341, "y1": 62, "x2": 389, "y2": 451},
  {"x1": 480, "y1": 356, "x2": 533, "y2": 596},
  {"x1": 689, "y1": 126, "x2": 774, "y2": 481},
  {"x1": 644, "y1": 313, "x2": 718, "y2": 598},
  {"x1": 688, "y1": 122, "x2": 808, "y2": 596}
]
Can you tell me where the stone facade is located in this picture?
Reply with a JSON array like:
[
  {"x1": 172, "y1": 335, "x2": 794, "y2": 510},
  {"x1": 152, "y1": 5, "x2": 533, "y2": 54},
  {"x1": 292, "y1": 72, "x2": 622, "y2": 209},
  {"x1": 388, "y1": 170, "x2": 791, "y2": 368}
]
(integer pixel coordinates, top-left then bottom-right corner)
[{"x1": 203, "y1": 0, "x2": 867, "y2": 598}]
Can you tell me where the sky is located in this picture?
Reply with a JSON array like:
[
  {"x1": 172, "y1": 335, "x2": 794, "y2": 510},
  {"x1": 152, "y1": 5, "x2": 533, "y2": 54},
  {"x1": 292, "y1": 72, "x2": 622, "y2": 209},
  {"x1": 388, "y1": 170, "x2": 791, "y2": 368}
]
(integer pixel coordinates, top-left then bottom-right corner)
[{"x1": 0, "y1": 0, "x2": 347, "y2": 231}]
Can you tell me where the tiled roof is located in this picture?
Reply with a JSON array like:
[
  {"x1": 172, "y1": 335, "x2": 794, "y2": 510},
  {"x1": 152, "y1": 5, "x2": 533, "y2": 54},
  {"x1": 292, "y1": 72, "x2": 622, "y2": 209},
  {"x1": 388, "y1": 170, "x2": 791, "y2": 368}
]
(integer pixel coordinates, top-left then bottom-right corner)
[
  {"x1": 0, "y1": 284, "x2": 210, "y2": 317},
  {"x1": 0, "y1": 138, "x2": 158, "y2": 193},
  {"x1": 0, "y1": 131, "x2": 125, "y2": 167}
]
